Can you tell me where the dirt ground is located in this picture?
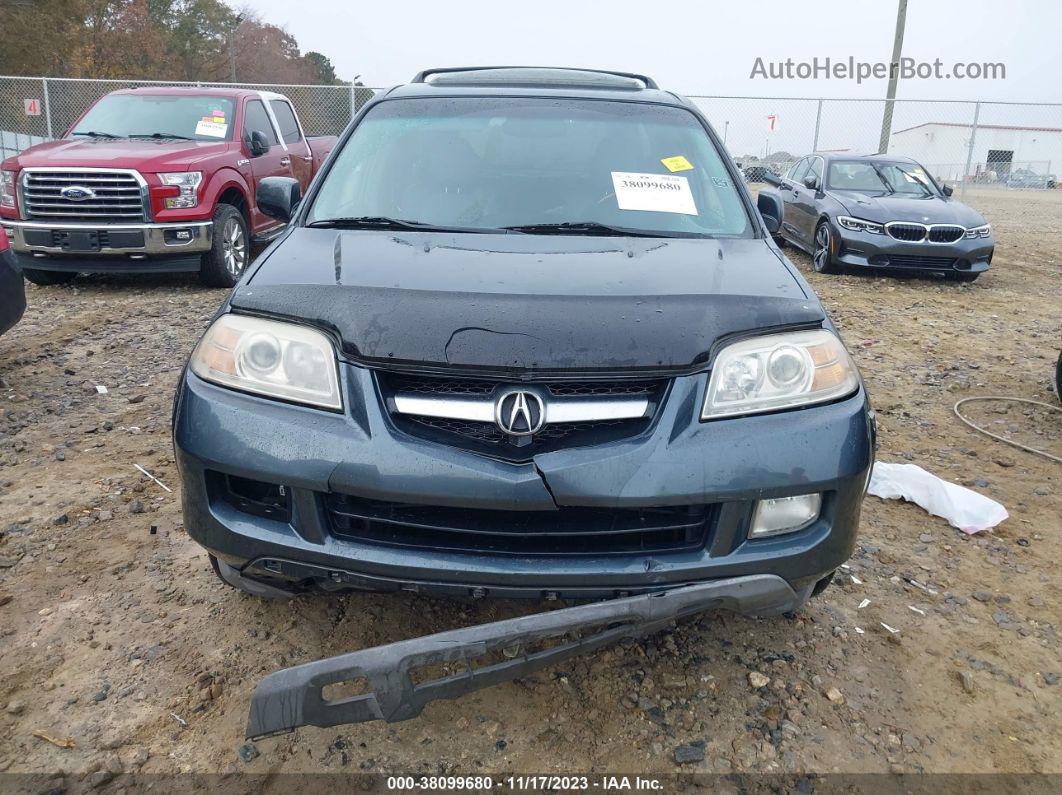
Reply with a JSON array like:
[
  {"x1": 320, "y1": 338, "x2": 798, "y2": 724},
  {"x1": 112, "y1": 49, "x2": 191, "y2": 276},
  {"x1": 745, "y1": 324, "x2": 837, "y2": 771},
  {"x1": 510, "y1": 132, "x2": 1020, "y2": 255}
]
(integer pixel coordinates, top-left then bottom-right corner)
[{"x1": 0, "y1": 187, "x2": 1059, "y2": 784}]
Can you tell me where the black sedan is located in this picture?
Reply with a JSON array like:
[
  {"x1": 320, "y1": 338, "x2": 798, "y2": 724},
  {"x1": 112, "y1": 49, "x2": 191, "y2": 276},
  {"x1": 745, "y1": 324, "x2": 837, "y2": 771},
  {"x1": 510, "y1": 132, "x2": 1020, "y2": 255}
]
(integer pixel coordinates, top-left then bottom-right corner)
[
  {"x1": 0, "y1": 232, "x2": 26, "y2": 336},
  {"x1": 763, "y1": 153, "x2": 994, "y2": 281}
]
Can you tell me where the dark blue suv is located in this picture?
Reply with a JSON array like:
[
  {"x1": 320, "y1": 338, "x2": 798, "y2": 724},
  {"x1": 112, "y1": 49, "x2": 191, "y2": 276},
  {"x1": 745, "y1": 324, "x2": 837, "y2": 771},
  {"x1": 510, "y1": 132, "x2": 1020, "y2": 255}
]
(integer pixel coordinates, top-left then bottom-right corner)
[{"x1": 173, "y1": 67, "x2": 875, "y2": 616}]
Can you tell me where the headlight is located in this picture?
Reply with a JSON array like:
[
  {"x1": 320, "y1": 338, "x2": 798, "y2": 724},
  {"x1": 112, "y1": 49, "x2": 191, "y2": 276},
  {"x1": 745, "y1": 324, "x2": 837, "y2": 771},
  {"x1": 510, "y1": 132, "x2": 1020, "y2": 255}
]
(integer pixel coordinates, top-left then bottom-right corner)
[
  {"x1": 702, "y1": 329, "x2": 859, "y2": 419},
  {"x1": 837, "y1": 215, "x2": 883, "y2": 234},
  {"x1": 190, "y1": 315, "x2": 342, "y2": 410},
  {"x1": 0, "y1": 170, "x2": 15, "y2": 209},
  {"x1": 159, "y1": 171, "x2": 203, "y2": 209},
  {"x1": 964, "y1": 223, "x2": 991, "y2": 239}
]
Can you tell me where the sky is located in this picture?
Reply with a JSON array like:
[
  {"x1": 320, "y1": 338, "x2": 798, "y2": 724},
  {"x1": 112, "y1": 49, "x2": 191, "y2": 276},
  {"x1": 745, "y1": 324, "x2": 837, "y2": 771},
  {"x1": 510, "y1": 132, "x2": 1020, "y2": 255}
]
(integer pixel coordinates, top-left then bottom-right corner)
[
  {"x1": 246, "y1": 0, "x2": 1060, "y2": 102},
  {"x1": 242, "y1": 0, "x2": 1062, "y2": 161}
]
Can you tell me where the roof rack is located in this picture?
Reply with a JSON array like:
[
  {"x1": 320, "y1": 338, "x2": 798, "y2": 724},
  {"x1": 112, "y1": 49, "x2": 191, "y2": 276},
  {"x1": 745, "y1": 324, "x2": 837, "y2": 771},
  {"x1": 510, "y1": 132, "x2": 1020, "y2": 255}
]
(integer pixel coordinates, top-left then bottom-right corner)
[{"x1": 410, "y1": 66, "x2": 658, "y2": 90}]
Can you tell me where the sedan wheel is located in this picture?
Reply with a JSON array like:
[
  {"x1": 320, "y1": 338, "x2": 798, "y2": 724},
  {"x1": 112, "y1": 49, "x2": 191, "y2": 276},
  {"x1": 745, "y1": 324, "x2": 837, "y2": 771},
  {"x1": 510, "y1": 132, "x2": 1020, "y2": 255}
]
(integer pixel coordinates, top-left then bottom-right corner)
[{"x1": 813, "y1": 222, "x2": 839, "y2": 274}]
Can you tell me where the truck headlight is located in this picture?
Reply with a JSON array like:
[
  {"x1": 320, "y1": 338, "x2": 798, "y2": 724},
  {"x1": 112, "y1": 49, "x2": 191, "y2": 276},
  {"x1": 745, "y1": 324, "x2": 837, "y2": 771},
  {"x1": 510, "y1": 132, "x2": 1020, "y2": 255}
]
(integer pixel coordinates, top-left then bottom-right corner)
[
  {"x1": 159, "y1": 171, "x2": 203, "y2": 209},
  {"x1": 190, "y1": 315, "x2": 342, "y2": 410},
  {"x1": 964, "y1": 224, "x2": 991, "y2": 239},
  {"x1": 0, "y1": 170, "x2": 15, "y2": 209},
  {"x1": 837, "y1": 216, "x2": 884, "y2": 234},
  {"x1": 702, "y1": 329, "x2": 859, "y2": 419}
]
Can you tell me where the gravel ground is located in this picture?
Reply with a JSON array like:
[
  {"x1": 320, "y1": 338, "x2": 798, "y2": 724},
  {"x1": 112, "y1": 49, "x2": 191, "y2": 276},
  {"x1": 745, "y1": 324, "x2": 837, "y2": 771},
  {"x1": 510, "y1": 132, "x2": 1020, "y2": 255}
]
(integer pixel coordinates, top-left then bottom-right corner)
[{"x1": 0, "y1": 188, "x2": 1059, "y2": 782}]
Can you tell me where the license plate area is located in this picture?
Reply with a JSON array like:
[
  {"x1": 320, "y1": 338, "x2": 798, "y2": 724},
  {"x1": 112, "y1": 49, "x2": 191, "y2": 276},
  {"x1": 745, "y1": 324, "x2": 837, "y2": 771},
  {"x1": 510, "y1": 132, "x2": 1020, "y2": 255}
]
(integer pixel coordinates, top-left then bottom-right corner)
[{"x1": 58, "y1": 230, "x2": 100, "y2": 252}]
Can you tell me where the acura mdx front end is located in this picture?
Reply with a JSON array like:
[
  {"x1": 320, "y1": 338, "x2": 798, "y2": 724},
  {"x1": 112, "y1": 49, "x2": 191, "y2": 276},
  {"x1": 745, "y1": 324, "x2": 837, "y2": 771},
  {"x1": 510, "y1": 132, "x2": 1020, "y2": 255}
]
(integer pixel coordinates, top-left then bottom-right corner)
[{"x1": 173, "y1": 67, "x2": 875, "y2": 616}]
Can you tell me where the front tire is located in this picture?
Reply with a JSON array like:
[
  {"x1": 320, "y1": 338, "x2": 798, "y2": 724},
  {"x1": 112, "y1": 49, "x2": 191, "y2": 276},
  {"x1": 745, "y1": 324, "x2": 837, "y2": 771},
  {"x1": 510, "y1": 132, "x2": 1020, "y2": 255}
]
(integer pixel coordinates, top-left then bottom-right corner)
[
  {"x1": 199, "y1": 204, "x2": 249, "y2": 288},
  {"x1": 812, "y1": 221, "x2": 839, "y2": 274},
  {"x1": 23, "y1": 268, "x2": 77, "y2": 286}
]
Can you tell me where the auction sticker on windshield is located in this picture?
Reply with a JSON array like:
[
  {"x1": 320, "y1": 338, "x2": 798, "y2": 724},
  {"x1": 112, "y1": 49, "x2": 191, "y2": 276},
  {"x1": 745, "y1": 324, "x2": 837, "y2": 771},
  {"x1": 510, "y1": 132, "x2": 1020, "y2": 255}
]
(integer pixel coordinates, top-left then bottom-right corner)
[
  {"x1": 195, "y1": 118, "x2": 228, "y2": 137},
  {"x1": 611, "y1": 172, "x2": 698, "y2": 215}
]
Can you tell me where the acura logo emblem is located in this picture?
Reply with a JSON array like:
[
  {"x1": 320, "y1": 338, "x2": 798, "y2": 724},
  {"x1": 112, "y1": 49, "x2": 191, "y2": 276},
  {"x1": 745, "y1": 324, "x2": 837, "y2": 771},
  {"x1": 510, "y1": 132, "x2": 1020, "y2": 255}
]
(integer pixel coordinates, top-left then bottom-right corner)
[
  {"x1": 495, "y1": 390, "x2": 545, "y2": 436},
  {"x1": 60, "y1": 185, "x2": 96, "y2": 201}
]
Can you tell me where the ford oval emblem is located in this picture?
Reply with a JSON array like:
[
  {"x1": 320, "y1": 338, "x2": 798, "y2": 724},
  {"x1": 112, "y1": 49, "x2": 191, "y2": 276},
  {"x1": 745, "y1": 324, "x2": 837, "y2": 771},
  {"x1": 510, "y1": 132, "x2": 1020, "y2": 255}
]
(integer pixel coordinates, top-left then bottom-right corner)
[{"x1": 60, "y1": 185, "x2": 96, "y2": 201}]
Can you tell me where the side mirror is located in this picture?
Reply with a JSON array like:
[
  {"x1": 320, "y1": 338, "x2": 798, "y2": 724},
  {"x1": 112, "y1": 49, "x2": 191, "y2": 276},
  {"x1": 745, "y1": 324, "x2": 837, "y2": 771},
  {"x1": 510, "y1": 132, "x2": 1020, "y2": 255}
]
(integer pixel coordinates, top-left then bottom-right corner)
[
  {"x1": 763, "y1": 172, "x2": 782, "y2": 187},
  {"x1": 757, "y1": 190, "x2": 783, "y2": 234},
  {"x1": 246, "y1": 130, "x2": 270, "y2": 157},
  {"x1": 803, "y1": 174, "x2": 819, "y2": 190},
  {"x1": 942, "y1": 184, "x2": 954, "y2": 197},
  {"x1": 257, "y1": 176, "x2": 301, "y2": 222}
]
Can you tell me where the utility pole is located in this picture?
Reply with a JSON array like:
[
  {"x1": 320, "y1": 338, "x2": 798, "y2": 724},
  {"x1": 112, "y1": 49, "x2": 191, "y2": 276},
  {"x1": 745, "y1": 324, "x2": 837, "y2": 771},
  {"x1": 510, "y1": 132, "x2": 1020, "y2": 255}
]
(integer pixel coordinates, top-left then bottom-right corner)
[
  {"x1": 723, "y1": 121, "x2": 729, "y2": 145},
  {"x1": 878, "y1": 0, "x2": 908, "y2": 153},
  {"x1": 228, "y1": 13, "x2": 244, "y2": 83}
]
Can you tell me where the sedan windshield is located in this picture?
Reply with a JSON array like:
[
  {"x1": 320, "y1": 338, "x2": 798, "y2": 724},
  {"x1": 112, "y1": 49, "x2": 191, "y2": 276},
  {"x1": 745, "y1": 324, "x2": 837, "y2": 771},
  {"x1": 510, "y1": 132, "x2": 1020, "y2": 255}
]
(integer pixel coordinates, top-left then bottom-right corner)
[
  {"x1": 309, "y1": 97, "x2": 752, "y2": 237},
  {"x1": 71, "y1": 94, "x2": 235, "y2": 141},
  {"x1": 827, "y1": 160, "x2": 938, "y2": 196}
]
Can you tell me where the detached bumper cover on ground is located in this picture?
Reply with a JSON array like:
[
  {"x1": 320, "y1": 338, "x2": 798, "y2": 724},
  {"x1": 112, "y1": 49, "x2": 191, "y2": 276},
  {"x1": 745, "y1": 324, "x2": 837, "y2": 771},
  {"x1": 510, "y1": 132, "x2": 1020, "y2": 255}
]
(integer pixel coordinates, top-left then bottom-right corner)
[{"x1": 246, "y1": 575, "x2": 798, "y2": 739}]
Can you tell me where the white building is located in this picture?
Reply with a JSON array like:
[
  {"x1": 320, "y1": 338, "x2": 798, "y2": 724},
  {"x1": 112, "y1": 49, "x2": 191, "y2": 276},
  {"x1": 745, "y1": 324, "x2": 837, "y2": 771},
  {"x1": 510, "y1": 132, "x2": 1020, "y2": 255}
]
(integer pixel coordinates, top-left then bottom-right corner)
[{"x1": 890, "y1": 122, "x2": 1062, "y2": 182}]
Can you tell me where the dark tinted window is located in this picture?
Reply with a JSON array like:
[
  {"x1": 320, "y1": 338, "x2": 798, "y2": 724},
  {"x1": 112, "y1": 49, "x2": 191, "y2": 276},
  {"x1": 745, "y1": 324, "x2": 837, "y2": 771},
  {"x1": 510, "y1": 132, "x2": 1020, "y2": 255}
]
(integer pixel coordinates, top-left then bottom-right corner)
[
  {"x1": 244, "y1": 100, "x2": 277, "y2": 146},
  {"x1": 269, "y1": 100, "x2": 301, "y2": 144}
]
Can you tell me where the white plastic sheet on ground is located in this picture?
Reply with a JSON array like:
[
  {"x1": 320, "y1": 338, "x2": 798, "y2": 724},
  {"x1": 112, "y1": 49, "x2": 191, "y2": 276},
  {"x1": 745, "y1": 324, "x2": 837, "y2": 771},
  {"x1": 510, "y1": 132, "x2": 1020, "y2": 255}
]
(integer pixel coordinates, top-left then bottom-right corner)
[{"x1": 866, "y1": 461, "x2": 1009, "y2": 534}]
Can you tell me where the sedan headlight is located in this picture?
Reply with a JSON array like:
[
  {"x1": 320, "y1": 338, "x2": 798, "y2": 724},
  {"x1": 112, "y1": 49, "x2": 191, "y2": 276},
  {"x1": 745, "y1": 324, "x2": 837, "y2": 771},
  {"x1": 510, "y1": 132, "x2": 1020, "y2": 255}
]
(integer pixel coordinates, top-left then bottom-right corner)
[
  {"x1": 964, "y1": 223, "x2": 991, "y2": 239},
  {"x1": 837, "y1": 215, "x2": 884, "y2": 234},
  {"x1": 190, "y1": 314, "x2": 342, "y2": 410},
  {"x1": 159, "y1": 171, "x2": 203, "y2": 209},
  {"x1": 702, "y1": 329, "x2": 859, "y2": 419},
  {"x1": 0, "y1": 170, "x2": 15, "y2": 209}
]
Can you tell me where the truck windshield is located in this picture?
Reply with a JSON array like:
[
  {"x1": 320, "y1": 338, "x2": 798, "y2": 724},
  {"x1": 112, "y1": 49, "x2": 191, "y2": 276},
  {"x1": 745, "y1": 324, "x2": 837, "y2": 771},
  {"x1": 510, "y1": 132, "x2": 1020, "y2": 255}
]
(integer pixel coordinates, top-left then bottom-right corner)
[
  {"x1": 309, "y1": 97, "x2": 752, "y2": 237},
  {"x1": 70, "y1": 95, "x2": 236, "y2": 142}
]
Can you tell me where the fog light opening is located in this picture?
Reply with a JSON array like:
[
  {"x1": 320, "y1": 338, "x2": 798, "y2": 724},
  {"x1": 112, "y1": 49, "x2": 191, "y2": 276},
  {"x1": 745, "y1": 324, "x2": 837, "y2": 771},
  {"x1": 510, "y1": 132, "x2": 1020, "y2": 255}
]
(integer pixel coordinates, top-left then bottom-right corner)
[{"x1": 749, "y1": 493, "x2": 822, "y2": 538}]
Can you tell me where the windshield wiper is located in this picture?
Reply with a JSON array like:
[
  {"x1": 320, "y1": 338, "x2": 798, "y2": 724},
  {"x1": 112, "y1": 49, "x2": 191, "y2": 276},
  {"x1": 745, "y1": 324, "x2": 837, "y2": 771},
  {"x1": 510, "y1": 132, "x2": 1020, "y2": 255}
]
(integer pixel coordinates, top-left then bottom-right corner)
[
  {"x1": 71, "y1": 131, "x2": 121, "y2": 139},
  {"x1": 128, "y1": 132, "x2": 193, "y2": 140},
  {"x1": 306, "y1": 216, "x2": 507, "y2": 234},
  {"x1": 503, "y1": 221, "x2": 699, "y2": 238}
]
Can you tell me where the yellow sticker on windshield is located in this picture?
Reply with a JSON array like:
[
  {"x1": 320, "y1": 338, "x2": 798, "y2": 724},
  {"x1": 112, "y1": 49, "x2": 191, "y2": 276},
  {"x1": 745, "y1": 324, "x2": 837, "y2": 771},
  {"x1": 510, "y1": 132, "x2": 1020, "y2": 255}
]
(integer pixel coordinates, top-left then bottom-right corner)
[{"x1": 661, "y1": 155, "x2": 694, "y2": 172}]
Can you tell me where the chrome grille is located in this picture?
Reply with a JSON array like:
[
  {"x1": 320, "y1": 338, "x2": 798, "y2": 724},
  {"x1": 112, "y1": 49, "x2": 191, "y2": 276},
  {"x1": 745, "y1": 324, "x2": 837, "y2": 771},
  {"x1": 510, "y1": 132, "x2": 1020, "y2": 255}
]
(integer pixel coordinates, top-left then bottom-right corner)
[
  {"x1": 21, "y1": 169, "x2": 147, "y2": 223},
  {"x1": 378, "y1": 372, "x2": 666, "y2": 459}
]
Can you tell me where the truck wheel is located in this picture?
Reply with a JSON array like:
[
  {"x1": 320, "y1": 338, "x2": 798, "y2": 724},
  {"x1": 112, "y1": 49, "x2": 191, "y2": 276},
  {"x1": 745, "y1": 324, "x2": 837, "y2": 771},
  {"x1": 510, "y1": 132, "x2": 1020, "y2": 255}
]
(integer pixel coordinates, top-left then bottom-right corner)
[
  {"x1": 23, "y1": 268, "x2": 77, "y2": 286},
  {"x1": 200, "y1": 204, "x2": 249, "y2": 288}
]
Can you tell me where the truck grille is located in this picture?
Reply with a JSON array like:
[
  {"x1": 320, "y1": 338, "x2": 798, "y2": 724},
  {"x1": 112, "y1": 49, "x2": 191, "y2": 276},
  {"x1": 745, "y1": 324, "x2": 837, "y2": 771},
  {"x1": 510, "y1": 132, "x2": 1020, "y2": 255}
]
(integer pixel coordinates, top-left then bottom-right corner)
[
  {"x1": 327, "y1": 493, "x2": 715, "y2": 556},
  {"x1": 21, "y1": 169, "x2": 147, "y2": 223}
]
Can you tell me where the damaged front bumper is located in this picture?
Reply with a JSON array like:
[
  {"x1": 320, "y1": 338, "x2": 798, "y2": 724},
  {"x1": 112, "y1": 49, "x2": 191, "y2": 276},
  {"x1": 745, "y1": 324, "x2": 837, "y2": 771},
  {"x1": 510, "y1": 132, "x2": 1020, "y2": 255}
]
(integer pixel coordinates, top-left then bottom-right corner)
[
  {"x1": 174, "y1": 368, "x2": 872, "y2": 600},
  {"x1": 246, "y1": 575, "x2": 799, "y2": 739}
]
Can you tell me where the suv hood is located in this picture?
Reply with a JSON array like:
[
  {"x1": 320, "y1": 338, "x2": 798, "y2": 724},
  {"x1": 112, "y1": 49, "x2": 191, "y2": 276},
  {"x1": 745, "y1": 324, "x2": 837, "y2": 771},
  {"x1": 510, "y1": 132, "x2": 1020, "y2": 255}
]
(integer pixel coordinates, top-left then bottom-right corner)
[
  {"x1": 6, "y1": 138, "x2": 233, "y2": 173},
  {"x1": 828, "y1": 190, "x2": 986, "y2": 227},
  {"x1": 232, "y1": 229, "x2": 824, "y2": 375}
]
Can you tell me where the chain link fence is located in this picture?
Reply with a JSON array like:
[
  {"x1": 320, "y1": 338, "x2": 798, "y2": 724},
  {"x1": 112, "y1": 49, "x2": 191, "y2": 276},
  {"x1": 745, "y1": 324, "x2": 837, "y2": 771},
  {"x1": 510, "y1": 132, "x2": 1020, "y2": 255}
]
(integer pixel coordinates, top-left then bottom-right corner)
[{"x1": 2, "y1": 76, "x2": 1061, "y2": 197}]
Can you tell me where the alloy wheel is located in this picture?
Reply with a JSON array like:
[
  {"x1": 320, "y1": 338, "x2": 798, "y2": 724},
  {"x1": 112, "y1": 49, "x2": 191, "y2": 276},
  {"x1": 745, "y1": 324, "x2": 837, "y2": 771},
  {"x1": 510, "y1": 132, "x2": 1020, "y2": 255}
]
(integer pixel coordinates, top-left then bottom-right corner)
[
  {"x1": 814, "y1": 224, "x2": 831, "y2": 271},
  {"x1": 221, "y1": 217, "x2": 247, "y2": 278}
]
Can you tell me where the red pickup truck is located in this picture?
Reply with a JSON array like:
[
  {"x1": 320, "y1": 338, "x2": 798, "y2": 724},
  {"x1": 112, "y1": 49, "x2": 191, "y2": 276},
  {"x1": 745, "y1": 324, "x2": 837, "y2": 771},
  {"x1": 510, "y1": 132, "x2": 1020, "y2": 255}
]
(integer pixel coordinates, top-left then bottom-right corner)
[{"x1": 0, "y1": 87, "x2": 337, "y2": 287}]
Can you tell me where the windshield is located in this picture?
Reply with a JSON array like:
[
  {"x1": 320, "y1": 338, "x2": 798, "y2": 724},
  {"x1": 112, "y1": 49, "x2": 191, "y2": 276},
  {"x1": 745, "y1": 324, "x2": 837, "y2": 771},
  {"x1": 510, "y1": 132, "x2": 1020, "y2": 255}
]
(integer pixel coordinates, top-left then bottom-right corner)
[
  {"x1": 308, "y1": 97, "x2": 752, "y2": 237},
  {"x1": 71, "y1": 94, "x2": 235, "y2": 141},
  {"x1": 827, "y1": 160, "x2": 938, "y2": 196}
]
